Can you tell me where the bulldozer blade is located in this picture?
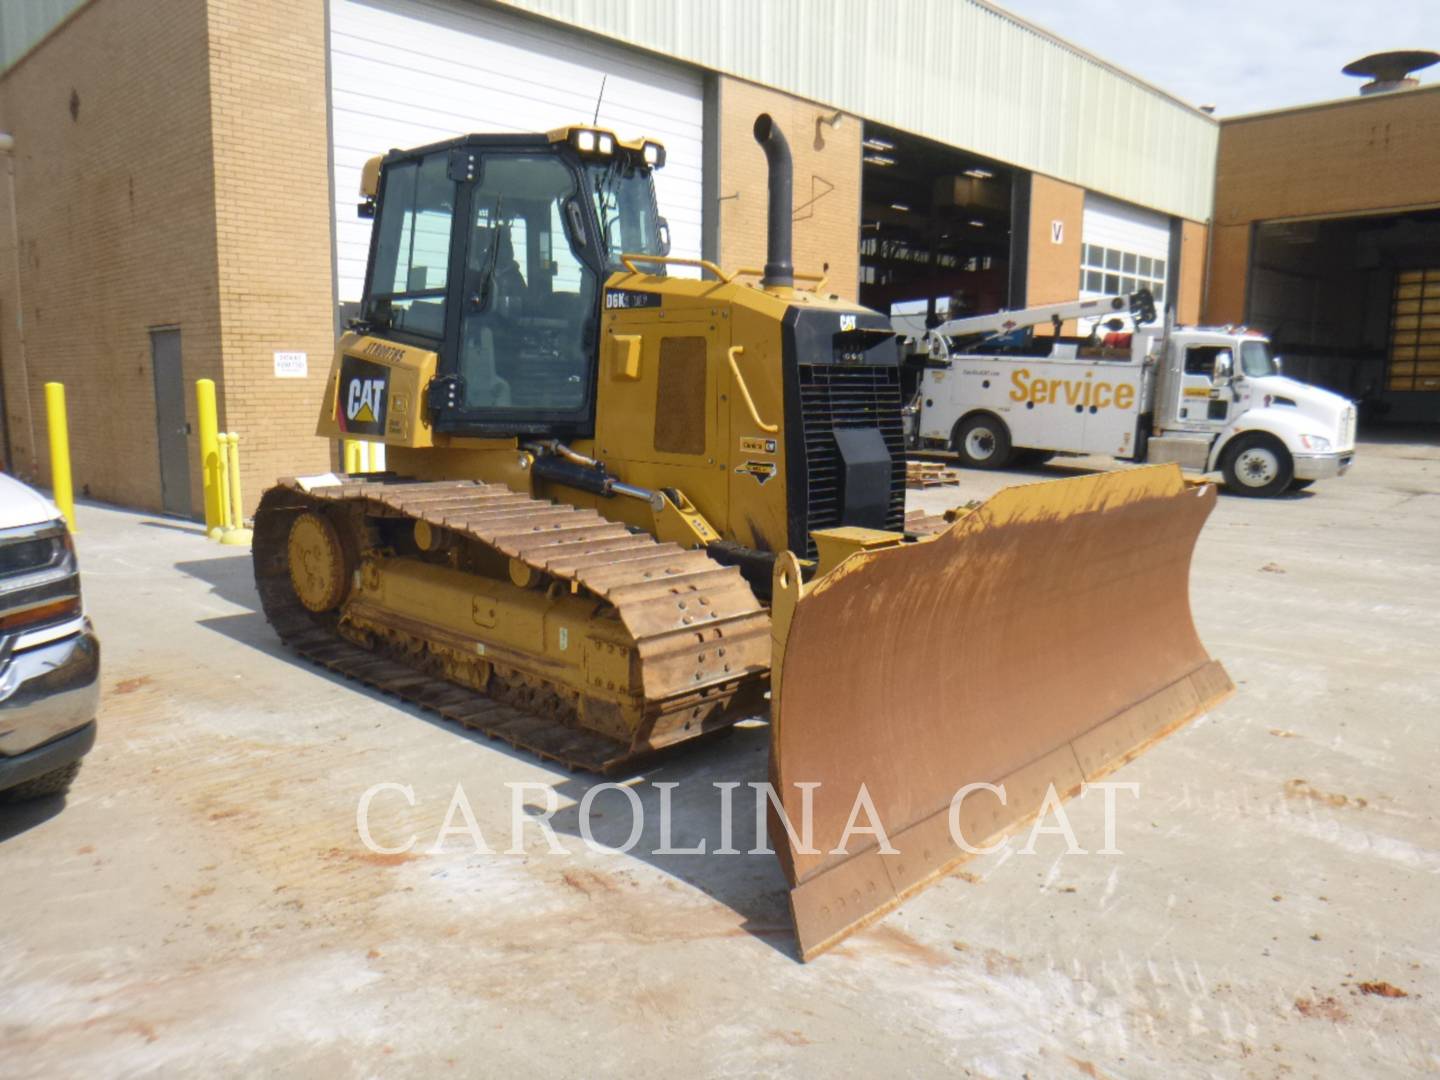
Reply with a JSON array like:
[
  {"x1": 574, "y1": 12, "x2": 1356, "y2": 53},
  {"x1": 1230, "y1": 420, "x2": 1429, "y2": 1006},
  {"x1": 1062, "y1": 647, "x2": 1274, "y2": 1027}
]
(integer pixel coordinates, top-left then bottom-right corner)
[{"x1": 768, "y1": 465, "x2": 1232, "y2": 961}]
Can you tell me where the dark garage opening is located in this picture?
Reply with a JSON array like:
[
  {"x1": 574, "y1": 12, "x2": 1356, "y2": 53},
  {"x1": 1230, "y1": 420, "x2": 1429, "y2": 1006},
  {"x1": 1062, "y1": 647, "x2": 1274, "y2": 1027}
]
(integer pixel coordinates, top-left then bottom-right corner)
[
  {"x1": 859, "y1": 122, "x2": 1016, "y2": 325},
  {"x1": 1248, "y1": 208, "x2": 1440, "y2": 423}
]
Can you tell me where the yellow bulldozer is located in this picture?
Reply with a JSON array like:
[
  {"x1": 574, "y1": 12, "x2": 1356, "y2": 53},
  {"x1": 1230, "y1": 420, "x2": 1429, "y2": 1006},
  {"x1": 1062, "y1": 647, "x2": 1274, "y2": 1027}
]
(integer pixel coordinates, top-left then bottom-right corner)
[{"x1": 254, "y1": 114, "x2": 1231, "y2": 960}]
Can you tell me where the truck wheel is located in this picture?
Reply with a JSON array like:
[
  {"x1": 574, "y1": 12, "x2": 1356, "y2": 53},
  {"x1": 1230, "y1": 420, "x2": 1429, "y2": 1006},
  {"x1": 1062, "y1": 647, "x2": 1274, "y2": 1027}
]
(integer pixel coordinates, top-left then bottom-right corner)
[
  {"x1": 0, "y1": 761, "x2": 81, "y2": 803},
  {"x1": 953, "y1": 414, "x2": 1014, "y2": 469},
  {"x1": 1221, "y1": 434, "x2": 1293, "y2": 497}
]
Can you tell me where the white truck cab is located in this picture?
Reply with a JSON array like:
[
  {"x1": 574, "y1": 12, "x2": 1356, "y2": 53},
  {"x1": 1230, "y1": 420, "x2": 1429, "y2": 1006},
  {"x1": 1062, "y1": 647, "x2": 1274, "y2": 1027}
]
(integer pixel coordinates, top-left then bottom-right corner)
[{"x1": 908, "y1": 292, "x2": 1357, "y2": 497}]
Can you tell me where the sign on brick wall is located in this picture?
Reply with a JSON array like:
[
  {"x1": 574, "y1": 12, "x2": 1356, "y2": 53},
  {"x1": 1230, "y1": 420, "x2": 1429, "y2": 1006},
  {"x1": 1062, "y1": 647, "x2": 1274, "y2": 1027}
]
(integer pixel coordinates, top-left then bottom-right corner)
[{"x1": 274, "y1": 352, "x2": 308, "y2": 378}]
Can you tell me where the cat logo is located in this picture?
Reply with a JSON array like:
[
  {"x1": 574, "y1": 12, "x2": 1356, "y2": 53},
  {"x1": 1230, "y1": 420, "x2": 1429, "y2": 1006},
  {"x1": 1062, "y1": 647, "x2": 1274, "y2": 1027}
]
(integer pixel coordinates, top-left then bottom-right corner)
[
  {"x1": 347, "y1": 379, "x2": 385, "y2": 424},
  {"x1": 839, "y1": 314, "x2": 857, "y2": 332},
  {"x1": 338, "y1": 355, "x2": 389, "y2": 434}
]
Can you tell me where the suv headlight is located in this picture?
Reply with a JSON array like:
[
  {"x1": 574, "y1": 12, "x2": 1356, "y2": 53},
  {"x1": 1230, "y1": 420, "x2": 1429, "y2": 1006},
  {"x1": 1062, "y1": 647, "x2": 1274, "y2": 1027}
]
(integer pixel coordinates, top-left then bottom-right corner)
[{"x1": 1298, "y1": 434, "x2": 1331, "y2": 451}]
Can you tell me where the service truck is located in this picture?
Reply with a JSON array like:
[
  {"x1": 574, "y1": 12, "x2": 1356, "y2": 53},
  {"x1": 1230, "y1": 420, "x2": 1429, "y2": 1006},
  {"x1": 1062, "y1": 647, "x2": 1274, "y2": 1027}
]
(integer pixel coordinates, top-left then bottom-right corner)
[{"x1": 903, "y1": 292, "x2": 1357, "y2": 497}]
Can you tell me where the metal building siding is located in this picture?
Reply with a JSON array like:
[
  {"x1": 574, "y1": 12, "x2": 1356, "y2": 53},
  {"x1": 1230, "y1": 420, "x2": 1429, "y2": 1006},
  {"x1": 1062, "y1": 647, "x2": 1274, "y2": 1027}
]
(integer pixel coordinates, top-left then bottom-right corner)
[
  {"x1": 328, "y1": 0, "x2": 706, "y2": 302},
  {"x1": 492, "y1": 0, "x2": 1218, "y2": 222},
  {"x1": 0, "y1": 0, "x2": 86, "y2": 71}
]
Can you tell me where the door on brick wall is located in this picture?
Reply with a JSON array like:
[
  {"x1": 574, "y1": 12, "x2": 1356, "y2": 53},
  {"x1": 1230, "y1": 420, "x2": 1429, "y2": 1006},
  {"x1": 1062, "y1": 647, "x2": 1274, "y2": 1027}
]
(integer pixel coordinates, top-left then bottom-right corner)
[
  {"x1": 150, "y1": 329, "x2": 192, "y2": 518},
  {"x1": 1079, "y1": 194, "x2": 1172, "y2": 330}
]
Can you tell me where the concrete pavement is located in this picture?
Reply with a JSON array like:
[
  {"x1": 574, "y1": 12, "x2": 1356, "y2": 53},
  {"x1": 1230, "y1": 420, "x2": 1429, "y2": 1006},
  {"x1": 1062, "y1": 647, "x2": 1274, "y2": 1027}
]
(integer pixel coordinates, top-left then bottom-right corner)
[{"x1": 1, "y1": 438, "x2": 1437, "y2": 1077}]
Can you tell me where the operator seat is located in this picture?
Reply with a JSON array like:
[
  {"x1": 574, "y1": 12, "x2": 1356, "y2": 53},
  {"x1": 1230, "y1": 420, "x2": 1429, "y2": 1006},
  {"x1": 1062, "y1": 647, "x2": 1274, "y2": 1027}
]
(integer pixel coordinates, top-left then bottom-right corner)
[{"x1": 463, "y1": 324, "x2": 512, "y2": 408}]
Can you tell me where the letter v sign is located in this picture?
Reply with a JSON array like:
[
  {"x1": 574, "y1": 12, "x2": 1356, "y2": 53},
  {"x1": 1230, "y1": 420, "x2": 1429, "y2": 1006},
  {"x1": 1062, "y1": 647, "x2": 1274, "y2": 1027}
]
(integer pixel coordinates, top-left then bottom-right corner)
[{"x1": 1051, "y1": 219, "x2": 1065, "y2": 245}]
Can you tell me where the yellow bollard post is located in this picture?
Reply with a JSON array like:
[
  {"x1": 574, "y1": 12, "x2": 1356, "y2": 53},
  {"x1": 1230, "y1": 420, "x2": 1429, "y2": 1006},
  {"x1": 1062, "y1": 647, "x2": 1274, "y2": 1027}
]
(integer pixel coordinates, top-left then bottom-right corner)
[
  {"x1": 219, "y1": 431, "x2": 252, "y2": 546},
  {"x1": 196, "y1": 379, "x2": 223, "y2": 538},
  {"x1": 215, "y1": 431, "x2": 232, "y2": 533},
  {"x1": 43, "y1": 382, "x2": 76, "y2": 533},
  {"x1": 225, "y1": 433, "x2": 243, "y2": 528}
]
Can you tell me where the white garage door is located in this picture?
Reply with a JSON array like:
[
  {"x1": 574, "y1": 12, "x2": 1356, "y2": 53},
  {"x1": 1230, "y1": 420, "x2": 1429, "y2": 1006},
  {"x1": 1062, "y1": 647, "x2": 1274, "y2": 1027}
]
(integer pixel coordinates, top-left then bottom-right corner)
[
  {"x1": 329, "y1": 0, "x2": 706, "y2": 303},
  {"x1": 1079, "y1": 193, "x2": 1172, "y2": 312}
]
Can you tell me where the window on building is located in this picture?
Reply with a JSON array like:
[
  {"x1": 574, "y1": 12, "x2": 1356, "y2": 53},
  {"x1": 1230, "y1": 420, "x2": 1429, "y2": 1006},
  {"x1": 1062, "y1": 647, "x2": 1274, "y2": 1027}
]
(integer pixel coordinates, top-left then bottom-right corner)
[
  {"x1": 1079, "y1": 244, "x2": 1166, "y2": 307},
  {"x1": 1388, "y1": 269, "x2": 1440, "y2": 392}
]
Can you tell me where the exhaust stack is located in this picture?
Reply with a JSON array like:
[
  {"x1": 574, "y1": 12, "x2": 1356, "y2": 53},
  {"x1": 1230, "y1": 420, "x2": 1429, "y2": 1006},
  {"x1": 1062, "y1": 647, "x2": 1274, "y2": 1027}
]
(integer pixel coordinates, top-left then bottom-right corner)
[{"x1": 752, "y1": 114, "x2": 794, "y2": 290}]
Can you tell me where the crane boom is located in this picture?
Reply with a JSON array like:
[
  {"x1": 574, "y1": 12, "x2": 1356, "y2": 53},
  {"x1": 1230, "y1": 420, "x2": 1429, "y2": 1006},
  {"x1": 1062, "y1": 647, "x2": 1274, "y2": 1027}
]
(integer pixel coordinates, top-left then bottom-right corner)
[{"x1": 928, "y1": 289, "x2": 1156, "y2": 340}]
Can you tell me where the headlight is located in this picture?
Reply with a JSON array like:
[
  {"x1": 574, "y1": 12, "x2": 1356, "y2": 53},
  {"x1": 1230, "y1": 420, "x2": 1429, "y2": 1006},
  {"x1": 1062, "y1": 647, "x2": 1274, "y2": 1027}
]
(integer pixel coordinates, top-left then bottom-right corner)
[
  {"x1": 575, "y1": 130, "x2": 596, "y2": 153},
  {"x1": 597, "y1": 133, "x2": 614, "y2": 155},
  {"x1": 642, "y1": 141, "x2": 664, "y2": 166},
  {"x1": 1298, "y1": 434, "x2": 1331, "y2": 451}
]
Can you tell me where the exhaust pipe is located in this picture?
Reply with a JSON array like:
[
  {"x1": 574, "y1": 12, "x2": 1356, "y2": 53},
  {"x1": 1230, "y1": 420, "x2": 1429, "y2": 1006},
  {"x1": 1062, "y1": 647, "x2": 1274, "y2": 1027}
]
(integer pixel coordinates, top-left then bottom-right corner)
[{"x1": 752, "y1": 114, "x2": 794, "y2": 290}]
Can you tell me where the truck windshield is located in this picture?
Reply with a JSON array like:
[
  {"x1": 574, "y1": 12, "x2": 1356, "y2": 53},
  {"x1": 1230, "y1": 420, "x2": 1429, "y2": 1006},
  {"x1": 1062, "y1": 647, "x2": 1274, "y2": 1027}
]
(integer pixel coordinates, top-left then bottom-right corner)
[
  {"x1": 585, "y1": 159, "x2": 663, "y2": 269},
  {"x1": 1241, "y1": 340, "x2": 1278, "y2": 377}
]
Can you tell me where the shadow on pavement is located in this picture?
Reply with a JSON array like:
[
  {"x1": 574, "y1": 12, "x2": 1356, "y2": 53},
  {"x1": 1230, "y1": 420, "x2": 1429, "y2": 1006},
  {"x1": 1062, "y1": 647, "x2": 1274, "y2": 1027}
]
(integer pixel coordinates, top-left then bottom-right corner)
[
  {"x1": 174, "y1": 553, "x2": 795, "y2": 956},
  {"x1": 175, "y1": 556, "x2": 262, "y2": 612},
  {"x1": 0, "y1": 792, "x2": 69, "y2": 843}
]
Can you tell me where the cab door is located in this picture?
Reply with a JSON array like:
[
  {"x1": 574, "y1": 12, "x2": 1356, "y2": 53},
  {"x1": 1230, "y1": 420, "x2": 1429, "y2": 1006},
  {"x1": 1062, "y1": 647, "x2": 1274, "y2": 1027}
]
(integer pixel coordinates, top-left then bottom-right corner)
[{"x1": 1174, "y1": 344, "x2": 1237, "y2": 433}]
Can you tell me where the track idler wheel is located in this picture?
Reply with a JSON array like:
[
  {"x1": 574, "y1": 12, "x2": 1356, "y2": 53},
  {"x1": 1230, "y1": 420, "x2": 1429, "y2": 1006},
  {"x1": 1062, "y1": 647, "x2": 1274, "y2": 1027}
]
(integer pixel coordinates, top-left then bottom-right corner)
[{"x1": 287, "y1": 510, "x2": 351, "y2": 613}]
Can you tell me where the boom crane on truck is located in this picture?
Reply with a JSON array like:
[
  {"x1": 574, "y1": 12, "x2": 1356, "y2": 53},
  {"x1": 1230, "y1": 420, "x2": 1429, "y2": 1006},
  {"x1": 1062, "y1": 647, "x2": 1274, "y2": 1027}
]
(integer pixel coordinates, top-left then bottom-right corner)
[
  {"x1": 908, "y1": 290, "x2": 1356, "y2": 495},
  {"x1": 896, "y1": 291, "x2": 1154, "y2": 347},
  {"x1": 253, "y1": 116, "x2": 1232, "y2": 961}
]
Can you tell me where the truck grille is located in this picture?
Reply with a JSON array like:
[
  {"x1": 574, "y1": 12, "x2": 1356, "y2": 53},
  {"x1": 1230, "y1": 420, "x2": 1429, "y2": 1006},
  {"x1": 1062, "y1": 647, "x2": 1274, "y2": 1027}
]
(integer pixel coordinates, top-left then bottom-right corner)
[{"x1": 796, "y1": 364, "x2": 906, "y2": 557}]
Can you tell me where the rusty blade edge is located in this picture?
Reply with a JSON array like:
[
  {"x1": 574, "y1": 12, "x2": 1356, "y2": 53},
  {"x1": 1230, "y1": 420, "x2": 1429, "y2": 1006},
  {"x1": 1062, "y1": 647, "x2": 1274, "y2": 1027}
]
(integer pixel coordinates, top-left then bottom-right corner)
[{"x1": 790, "y1": 659, "x2": 1235, "y2": 963}]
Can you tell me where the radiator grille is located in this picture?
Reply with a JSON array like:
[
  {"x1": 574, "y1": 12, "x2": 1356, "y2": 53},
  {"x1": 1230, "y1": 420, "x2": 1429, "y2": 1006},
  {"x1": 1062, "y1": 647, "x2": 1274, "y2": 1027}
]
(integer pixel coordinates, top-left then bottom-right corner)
[{"x1": 796, "y1": 364, "x2": 906, "y2": 557}]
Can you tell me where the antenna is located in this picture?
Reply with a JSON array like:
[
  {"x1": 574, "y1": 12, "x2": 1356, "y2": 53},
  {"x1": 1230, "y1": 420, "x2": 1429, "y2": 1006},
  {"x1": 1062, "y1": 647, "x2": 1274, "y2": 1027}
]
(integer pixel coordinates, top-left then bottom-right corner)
[{"x1": 592, "y1": 75, "x2": 607, "y2": 125}]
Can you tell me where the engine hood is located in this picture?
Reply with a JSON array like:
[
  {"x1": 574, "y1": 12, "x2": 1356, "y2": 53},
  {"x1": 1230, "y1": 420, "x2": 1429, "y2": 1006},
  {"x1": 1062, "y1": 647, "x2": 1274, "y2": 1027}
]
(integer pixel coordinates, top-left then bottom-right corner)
[
  {"x1": 1239, "y1": 375, "x2": 1355, "y2": 449},
  {"x1": 1246, "y1": 375, "x2": 1350, "y2": 417}
]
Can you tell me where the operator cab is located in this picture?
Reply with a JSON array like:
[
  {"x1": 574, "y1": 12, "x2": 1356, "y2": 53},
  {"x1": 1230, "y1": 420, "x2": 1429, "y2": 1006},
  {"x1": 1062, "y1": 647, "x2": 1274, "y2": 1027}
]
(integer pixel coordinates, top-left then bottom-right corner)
[{"x1": 355, "y1": 127, "x2": 669, "y2": 438}]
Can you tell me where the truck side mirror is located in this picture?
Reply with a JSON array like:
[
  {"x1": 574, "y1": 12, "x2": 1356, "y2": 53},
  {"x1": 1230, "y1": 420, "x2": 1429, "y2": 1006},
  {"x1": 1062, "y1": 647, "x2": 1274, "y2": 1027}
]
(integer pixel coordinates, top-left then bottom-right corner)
[
  {"x1": 657, "y1": 217, "x2": 672, "y2": 257},
  {"x1": 1213, "y1": 352, "x2": 1233, "y2": 381},
  {"x1": 1273, "y1": 356, "x2": 1283, "y2": 373}
]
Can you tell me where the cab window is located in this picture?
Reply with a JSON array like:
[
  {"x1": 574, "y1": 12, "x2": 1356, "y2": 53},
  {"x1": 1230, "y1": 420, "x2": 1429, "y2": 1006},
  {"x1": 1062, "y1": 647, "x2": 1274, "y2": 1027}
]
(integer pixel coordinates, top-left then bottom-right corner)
[
  {"x1": 585, "y1": 159, "x2": 664, "y2": 269},
  {"x1": 458, "y1": 154, "x2": 598, "y2": 416},
  {"x1": 364, "y1": 153, "x2": 455, "y2": 339},
  {"x1": 1184, "y1": 346, "x2": 1233, "y2": 380},
  {"x1": 1240, "y1": 340, "x2": 1278, "y2": 377}
]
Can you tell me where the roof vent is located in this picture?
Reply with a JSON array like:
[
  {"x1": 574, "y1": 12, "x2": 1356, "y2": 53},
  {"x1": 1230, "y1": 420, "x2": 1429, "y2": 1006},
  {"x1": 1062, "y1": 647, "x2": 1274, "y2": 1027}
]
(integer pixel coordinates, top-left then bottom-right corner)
[{"x1": 1341, "y1": 50, "x2": 1439, "y2": 95}]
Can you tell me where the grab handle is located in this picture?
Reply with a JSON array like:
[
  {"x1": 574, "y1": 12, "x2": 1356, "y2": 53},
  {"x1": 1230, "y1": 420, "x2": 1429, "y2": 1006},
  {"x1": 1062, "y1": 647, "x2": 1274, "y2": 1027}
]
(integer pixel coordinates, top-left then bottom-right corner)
[{"x1": 727, "y1": 346, "x2": 778, "y2": 434}]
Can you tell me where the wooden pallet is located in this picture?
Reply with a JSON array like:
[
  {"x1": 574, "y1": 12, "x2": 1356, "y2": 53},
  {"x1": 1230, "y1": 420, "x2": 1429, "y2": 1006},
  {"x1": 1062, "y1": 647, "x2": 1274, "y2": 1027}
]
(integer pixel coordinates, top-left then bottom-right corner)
[{"x1": 905, "y1": 460, "x2": 962, "y2": 489}]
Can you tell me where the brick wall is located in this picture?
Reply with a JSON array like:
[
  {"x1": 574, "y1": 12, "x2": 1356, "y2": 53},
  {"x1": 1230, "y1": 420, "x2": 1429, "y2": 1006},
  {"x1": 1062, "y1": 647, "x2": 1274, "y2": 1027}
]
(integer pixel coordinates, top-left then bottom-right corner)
[
  {"x1": 1215, "y1": 86, "x2": 1440, "y2": 227},
  {"x1": 1205, "y1": 85, "x2": 1440, "y2": 324},
  {"x1": 1026, "y1": 174, "x2": 1084, "y2": 331},
  {"x1": 1205, "y1": 222, "x2": 1250, "y2": 326},
  {"x1": 206, "y1": 0, "x2": 334, "y2": 513},
  {"x1": 715, "y1": 77, "x2": 861, "y2": 301},
  {"x1": 0, "y1": 0, "x2": 222, "y2": 511},
  {"x1": 0, "y1": 0, "x2": 336, "y2": 518},
  {"x1": 1177, "y1": 218, "x2": 1207, "y2": 326}
]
